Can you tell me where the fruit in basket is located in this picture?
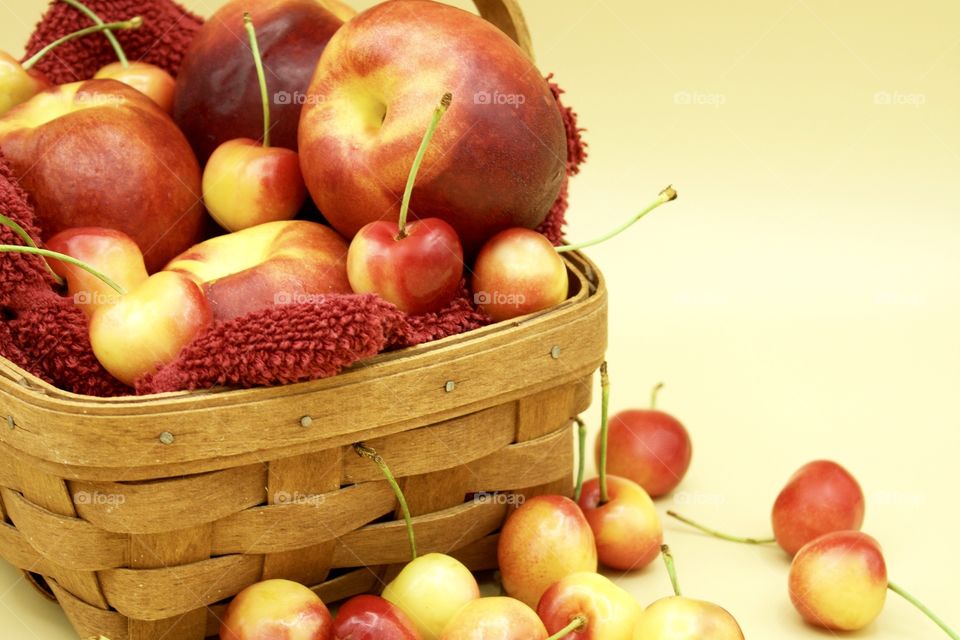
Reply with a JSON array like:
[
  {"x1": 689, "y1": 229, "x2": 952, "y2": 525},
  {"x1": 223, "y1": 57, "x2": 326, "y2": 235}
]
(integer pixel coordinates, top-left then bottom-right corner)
[
  {"x1": 773, "y1": 460, "x2": 865, "y2": 555},
  {"x1": 382, "y1": 553, "x2": 480, "y2": 640},
  {"x1": 472, "y1": 229, "x2": 567, "y2": 322},
  {"x1": 788, "y1": 531, "x2": 886, "y2": 631},
  {"x1": 202, "y1": 13, "x2": 306, "y2": 232},
  {"x1": 165, "y1": 220, "x2": 350, "y2": 321},
  {"x1": 668, "y1": 459, "x2": 865, "y2": 555},
  {"x1": 633, "y1": 546, "x2": 744, "y2": 639},
  {"x1": 57, "y1": 0, "x2": 175, "y2": 112},
  {"x1": 498, "y1": 495, "x2": 597, "y2": 608},
  {"x1": 0, "y1": 79, "x2": 204, "y2": 273},
  {"x1": 348, "y1": 93, "x2": 463, "y2": 315},
  {"x1": 473, "y1": 186, "x2": 679, "y2": 321},
  {"x1": 332, "y1": 595, "x2": 420, "y2": 640},
  {"x1": 220, "y1": 578, "x2": 334, "y2": 640},
  {"x1": 298, "y1": 0, "x2": 567, "y2": 254},
  {"x1": 204, "y1": 137, "x2": 305, "y2": 232},
  {"x1": 537, "y1": 572, "x2": 642, "y2": 640},
  {"x1": 0, "y1": 13, "x2": 145, "y2": 116},
  {"x1": 94, "y1": 61, "x2": 175, "y2": 113},
  {"x1": 46, "y1": 227, "x2": 148, "y2": 316},
  {"x1": 90, "y1": 270, "x2": 211, "y2": 385},
  {"x1": 600, "y1": 383, "x2": 692, "y2": 498},
  {"x1": 174, "y1": 0, "x2": 349, "y2": 163},
  {"x1": 439, "y1": 596, "x2": 547, "y2": 639},
  {"x1": 577, "y1": 476, "x2": 662, "y2": 571}
]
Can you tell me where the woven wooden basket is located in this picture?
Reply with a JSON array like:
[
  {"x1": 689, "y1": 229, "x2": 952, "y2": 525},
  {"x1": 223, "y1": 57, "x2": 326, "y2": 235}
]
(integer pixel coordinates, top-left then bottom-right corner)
[{"x1": 0, "y1": 3, "x2": 605, "y2": 638}]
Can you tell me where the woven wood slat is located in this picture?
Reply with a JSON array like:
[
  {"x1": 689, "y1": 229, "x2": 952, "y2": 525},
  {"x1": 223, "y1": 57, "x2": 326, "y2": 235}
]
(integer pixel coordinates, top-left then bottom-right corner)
[
  {"x1": 0, "y1": 521, "x2": 55, "y2": 574},
  {"x1": 210, "y1": 481, "x2": 396, "y2": 555},
  {"x1": 70, "y1": 464, "x2": 268, "y2": 534},
  {"x1": 331, "y1": 500, "x2": 507, "y2": 568},
  {"x1": 128, "y1": 525, "x2": 213, "y2": 639},
  {"x1": 1, "y1": 488, "x2": 128, "y2": 570},
  {"x1": 50, "y1": 578, "x2": 129, "y2": 640},
  {"x1": 464, "y1": 423, "x2": 575, "y2": 492},
  {"x1": 449, "y1": 533, "x2": 501, "y2": 571},
  {"x1": 100, "y1": 555, "x2": 263, "y2": 621},
  {"x1": 340, "y1": 403, "x2": 517, "y2": 484},
  {"x1": 262, "y1": 449, "x2": 343, "y2": 588},
  {"x1": 0, "y1": 449, "x2": 18, "y2": 493},
  {"x1": 6, "y1": 468, "x2": 111, "y2": 609}
]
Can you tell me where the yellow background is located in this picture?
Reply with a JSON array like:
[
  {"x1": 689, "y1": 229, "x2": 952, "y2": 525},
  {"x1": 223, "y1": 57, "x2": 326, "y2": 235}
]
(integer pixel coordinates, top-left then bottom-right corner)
[{"x1": 1, "y1": 0, "x2": 959, "y2": 638}]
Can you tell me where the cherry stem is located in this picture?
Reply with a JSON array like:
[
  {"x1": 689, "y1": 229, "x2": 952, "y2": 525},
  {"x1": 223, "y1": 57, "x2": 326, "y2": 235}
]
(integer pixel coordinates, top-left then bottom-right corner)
[
  {"x1": 243, "y1": 12, "x2": 271, "y2": 149},
  {"x1": 666, "y1": 511, "x2": 777, "y2": 545},
  {"x1": 22, "y1": 17, "x2": 142, "y2": 71},
  {"x1": 573, "y1": 417, "x2": 587, "y2": 502},
  {"x1": 0, "y1": 215, "x2": 63, "y2": 285},
  {"x1": 354, "y1": 443, "x2": 417, "y2": 562},
  {"x1": 545, "y1": 614, "x2": 588, "y2": 640},
  {"x1": 396, "y1": 92, "x2": 453, "y2": 240},
  {"x1": 888, "y1": 581, "x2": 960, "y2": 640},
  {"x1": 0, "y1": 246, "x2": 126, "y2": 294},
  {"x1": 598, "y1": 362, "x2": 611, "y2": 504},
  {"x1": 60, "y1": 0, "x2": 130, "y2": 68},
  {"x1": 651, "y1": 382, "x2": 664, "y2": 409},
  {"x1": 661, "y1": 544, "x2": 683, "y2": 597},
  {"x1": 556, "y1": 185, "x2": 678, "y2": 253}
]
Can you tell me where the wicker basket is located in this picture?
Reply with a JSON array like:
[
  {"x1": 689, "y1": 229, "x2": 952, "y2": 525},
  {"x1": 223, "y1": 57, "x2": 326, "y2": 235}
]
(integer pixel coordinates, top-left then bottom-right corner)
[{"x1": 0, "y1": 214, "x2": 607, "y2": 640}]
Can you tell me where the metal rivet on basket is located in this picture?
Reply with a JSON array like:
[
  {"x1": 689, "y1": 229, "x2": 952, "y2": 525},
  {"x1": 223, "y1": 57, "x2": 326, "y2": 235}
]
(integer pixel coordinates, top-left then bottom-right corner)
[
  {"x1": 6, "y1": 416, "x2": 14, "y2": 430},
  {"x1": 300, "y1": 415, "x2": 314, "y2": 428},
  {"x1": 551, "y1": 345, "x2": 562, "y2": 360},
  {"x1": 159, "y1": 431, "x2": 175, "y2": 445},
  {"x1": 445, "y1": 380, "x2": 456, "y2": 393}
]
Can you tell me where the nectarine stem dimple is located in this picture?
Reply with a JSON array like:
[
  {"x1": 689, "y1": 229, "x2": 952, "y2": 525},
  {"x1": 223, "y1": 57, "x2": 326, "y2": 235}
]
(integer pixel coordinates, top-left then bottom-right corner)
[
  {"x1": 598, "y1": 362, "x2": 611, "y2": 504},
  {"x1": 556, "y1": 185, "x2": 678, "y2": 254},
  {"x1": 888, "y1": 581, "x2": 960, "y2": 639},
  {"x1": 574, "y1": 417, "x2": 587, "y2": 502},
  {"x1": 60, "y1": 0, "x2": 130, "y2": 67},
  {"x1": 651, "y1": 382, "x2": 665, "y2": 409},
  {"x1": 354, "y1": 443, "x2": 418, "y2": 562},
  {"x1": 0, "y1": 246, "x2": 126, "y2": 294},
  {"x1": 545, "y1": 614, "x2": 588, "y2": 640},
  {"x1": 660, "y1": 544, "x2": 683, "y2": 597},
  {"x1": 396, "y1": 93, "x2": 453, "y2": 240},
  {"x1": 243, "y1": 12, "x2": 271, "y2": 149},
  {"x1": 22, "y1": 17, "x2": 143, "y2": 71},
  {"x1": 666, "y1": 511, "x2": 777, "y2": 546},
  {"x1": 0, "y1": 215, "x2": 63, "y2": 285}
]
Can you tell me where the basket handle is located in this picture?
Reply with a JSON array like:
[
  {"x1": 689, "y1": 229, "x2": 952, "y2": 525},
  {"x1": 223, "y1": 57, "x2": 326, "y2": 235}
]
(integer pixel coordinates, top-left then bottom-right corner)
[{"x1": 473, "y1": 0, "x2": 535, "y2": 60}]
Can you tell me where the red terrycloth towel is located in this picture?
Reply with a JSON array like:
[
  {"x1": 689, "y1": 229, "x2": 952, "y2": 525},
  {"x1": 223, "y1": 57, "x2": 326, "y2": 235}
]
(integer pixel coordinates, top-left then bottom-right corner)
[
  {"x1": 22, "y1": 0, "x2": 202, "y2": 84},
  {"x1": 0, "y1": 4, "x2": 588, "y2": 397},
  {"x1": 0, "y1": 153, "x2": 129, "y2": 396}
]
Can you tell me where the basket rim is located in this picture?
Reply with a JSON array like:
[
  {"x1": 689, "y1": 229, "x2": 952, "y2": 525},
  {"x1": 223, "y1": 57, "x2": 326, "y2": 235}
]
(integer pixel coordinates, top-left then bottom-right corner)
[
  {"x1": 0, "y1": 251, "x2": 603, "y2": 408},
  {"x1": 0, "y1": 252, "x2": 607, "y2": 477}
]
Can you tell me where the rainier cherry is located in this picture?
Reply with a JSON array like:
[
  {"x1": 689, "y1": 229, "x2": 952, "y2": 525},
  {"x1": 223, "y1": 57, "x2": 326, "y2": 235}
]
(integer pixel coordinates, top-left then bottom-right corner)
[
  {"x1": 63, "y1": 0, "x2": 176, "y2": 112},
  {"x1": 600, "y1": 383, "x2": 692, "y2": 498},
  {"x1": 633, "y1": 546, "x2": 744, "y2": 639},
  {"x1": 472, "y1": 186, "x2": 677, "y2": 321},
  {"x1": 202, "y1": 13, "x2": 307, "y2": 232},
  {"x1": 347, "y1": 93, "x2": 464, "y2": 315}
]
